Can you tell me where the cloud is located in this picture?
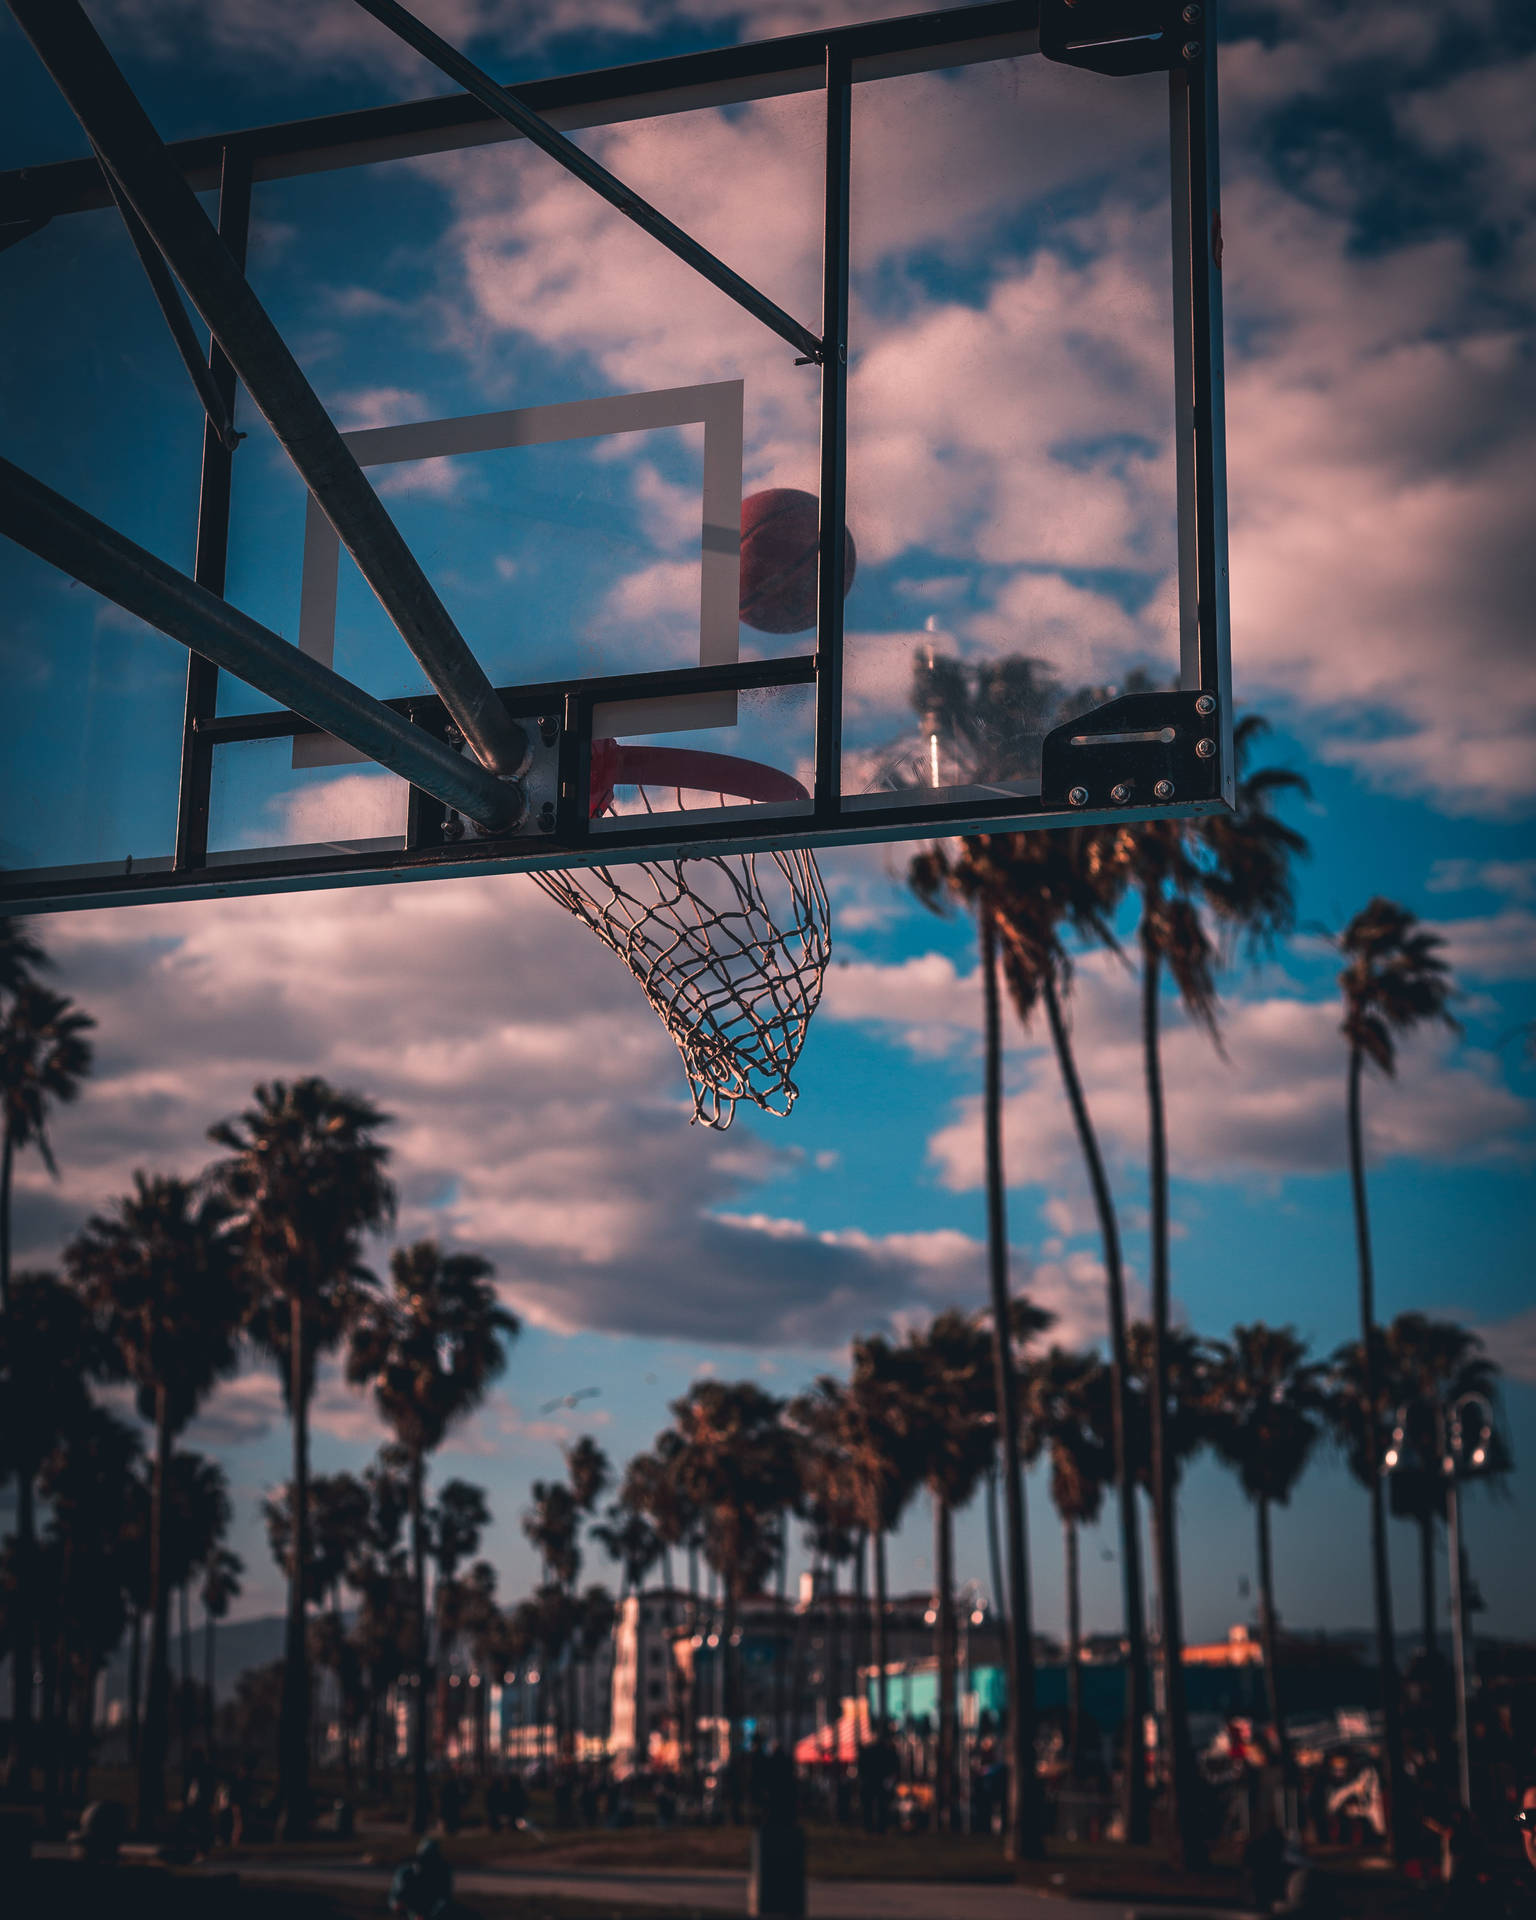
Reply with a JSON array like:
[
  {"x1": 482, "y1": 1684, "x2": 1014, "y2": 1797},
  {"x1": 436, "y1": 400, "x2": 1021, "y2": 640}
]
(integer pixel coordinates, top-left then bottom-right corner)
[
  {"x1": 15, "y1": 876, "x2": 1077, "y2": 1355},
  {"x1": 1428, "y1": 859, "x2": 1536, "y2": 904},
  {"x1": 1428, "y1": 909, "x2": 1536, "y2": 985},
  {"x1": 820, "y1": 946, "x2": 1531, "y2": 1192},
  {"x1": 1472, "y1": 1306, "x2": 1536, "y2": 1387}
]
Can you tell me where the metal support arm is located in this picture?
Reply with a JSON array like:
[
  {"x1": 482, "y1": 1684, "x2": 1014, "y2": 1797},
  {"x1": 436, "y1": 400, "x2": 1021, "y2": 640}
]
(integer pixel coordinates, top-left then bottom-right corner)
[
  {"x1": 6, "y1": 0, "x2": 528, "y2": 784},
  {"x1": 348, "y1": 0, "x2": 824, "y2": 364},
  {"x1": 0, "y1": 456, "x2": 524, "y2": 833}
]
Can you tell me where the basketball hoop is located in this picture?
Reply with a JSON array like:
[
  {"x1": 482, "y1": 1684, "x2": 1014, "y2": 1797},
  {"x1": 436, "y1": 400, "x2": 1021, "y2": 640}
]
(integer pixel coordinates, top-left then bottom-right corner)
[{"x1": 532, "y1": 742, "x2": 829, "y2": 1128}]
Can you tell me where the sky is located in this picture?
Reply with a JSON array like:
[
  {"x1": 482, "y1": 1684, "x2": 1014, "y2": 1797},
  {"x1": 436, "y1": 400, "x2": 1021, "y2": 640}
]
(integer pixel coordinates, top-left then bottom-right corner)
[{"x1": 1, "y1": 0, "x2": 1532, "y2": 1652}]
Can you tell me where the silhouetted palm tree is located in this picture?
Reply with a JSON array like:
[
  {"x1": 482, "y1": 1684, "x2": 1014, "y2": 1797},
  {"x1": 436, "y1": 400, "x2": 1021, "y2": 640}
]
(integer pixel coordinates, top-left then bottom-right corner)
[
  {"x1": 1205, "y1": 1325, "x2": 1324, "y2": 1765},
  {"x1": 200, "y1": 1546, "x2": 243, "y2": 1761},
  {"x1": 0, "y1": 975, "x2": 93, "y2": 1795},
  {"x1": 912, "y1": 808, "x2": 1153, "y2": 1845},
  {"x1": 347, "y1": 1239, "x2": 515, "y2": 1828},
  {"x1": 1338, "y1": 898, "x2": 1458, "y2": 1855},
  {"x1": 667, "y1": 1381, "x2": 797, "y2": 1788},
  {"x1": 65, "y1": 1174, "x2": 244, "y2": 1829},
  {"x1": 890, "y1": 1312, "x2": 996, "y2": 1833},
  {"x1": 211, "y1": 1077, "x2": 394, "y2": 1834},
  {"x1": 591, "y1": 1501, "x2": 663, "y2": 1599},
  {"x1": 1103, "y1": 714, "x2": 1305, "y2": 1865},
  {"x1": 1380, "y1": 1314, "x2": 1502, "y2": 1655},
  {"x1": 1022, "y1": 1348, "x2": 1113, "y2": 1779}
]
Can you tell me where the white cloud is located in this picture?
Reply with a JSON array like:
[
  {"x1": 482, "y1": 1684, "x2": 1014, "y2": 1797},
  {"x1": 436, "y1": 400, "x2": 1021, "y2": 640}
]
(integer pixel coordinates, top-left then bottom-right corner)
[{"x1": 1429, "y1": 909, "x2": 1536, "y2": 984}]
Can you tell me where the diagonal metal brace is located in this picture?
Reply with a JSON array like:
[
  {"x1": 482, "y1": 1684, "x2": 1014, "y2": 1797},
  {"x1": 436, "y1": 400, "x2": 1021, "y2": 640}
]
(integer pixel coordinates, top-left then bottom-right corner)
[
  {"x1": 348, "y1": 0, "x2": 825, "y2": 365},
  {"x1": 0, "y1": 454, "x2": 524, "y2": 833},
  {"x1": 91, "y1": 141, "x2": 242, "y2": 453},
  {"x1": 6, "y1": 0, "x2": 529, "y2": 785}
]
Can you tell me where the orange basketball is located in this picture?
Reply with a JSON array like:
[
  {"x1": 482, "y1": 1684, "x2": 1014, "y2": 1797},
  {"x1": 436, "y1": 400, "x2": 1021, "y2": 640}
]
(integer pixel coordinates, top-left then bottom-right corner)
[{"x1": 738, "y1": 488, "x2": 856, "y2": 635}]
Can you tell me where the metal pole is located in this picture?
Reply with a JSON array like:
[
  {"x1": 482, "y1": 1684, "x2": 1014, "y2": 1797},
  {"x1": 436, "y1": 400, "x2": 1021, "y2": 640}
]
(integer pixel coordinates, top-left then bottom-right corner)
[
  {"x1": 347, "y1": 0, "x2": 822, "y2": 365},
  {"x1": 176, "y1": 141, "x2": 251, "y2": 872},
  {"x1": 1444, "y1": 1439, "x2": 1472, "y2": 1811},
  {"x1": 0, "y1": 456, "x2": 522, "y2": 832},
  {"x1": 7, "y1": 0, "x2": 528, "y2": 783},
  {"x1": 813, "y1": 49, "x2": 852, "y2": 818}
]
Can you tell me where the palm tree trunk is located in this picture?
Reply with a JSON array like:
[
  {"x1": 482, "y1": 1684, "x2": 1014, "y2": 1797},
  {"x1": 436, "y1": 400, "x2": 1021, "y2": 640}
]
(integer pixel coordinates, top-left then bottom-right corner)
[
  {"x1": 1066, "y1": 1517, "x2": 1083, "y2": 1782},
  {"x1": 774, "y1": 1517, "x2": 789, "y2": 1751},
  {"x1": 1255, "y1": 1496, "x2": 1289, "y2": 1770},
  {"x1": 853, "y1": 1529, "x2": 869, "y2": 1748},
  {"x1": 2, "y1": 1118, "x2": 37, "y2": 1801},
  {"x1": 824, "y1": 1556, "x2": 840, "y2": 1766},
  {"x1": 205, "y1": 1607, "x2": 217, "y2": 1763},
  {"x1": 1041, "y1": 968, "x2": 1149, "y2": 1844},
  {"x1": 279, "y1": 1296, "x2": 312, "y2": 1839},
  {"x1": 934, "y1": 1491, "x2": 958, "y2": 1832},
  {"x1": 979, "y1": 901, "x2": 1042, "y2": 1858},
  {"x1": 1140, "y1": 930, "x2": 1202, "y2": 1868},
  {"x1": 1347, "y1": 1040, "x2": 1405, "y2": 1858},
  {"x1": 1418, "y1": 1513, "x2": 1435, "y2": 1658},
  {"x1": 128, "y1": 1606, "x2": 143, "y2": 1763},
  {"x1": 138, "y1": 1385, "x2": 173, "y2": 1834},
  {"x1": 873, "y1": 1525, "x2": 890, "y2": 1736},
  {"x1": 179, "y1": 1581, "x2": 193, "y2": 1785},
  {"x1": 409, "y1": 1446, "x2": 431, "y2": 1834}
]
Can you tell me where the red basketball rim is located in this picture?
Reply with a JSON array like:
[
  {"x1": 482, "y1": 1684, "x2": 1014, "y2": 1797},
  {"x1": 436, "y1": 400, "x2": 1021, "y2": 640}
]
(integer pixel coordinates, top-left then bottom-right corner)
[{"x1": 589, "y1": 739, "x2": 809, "y2": 817}]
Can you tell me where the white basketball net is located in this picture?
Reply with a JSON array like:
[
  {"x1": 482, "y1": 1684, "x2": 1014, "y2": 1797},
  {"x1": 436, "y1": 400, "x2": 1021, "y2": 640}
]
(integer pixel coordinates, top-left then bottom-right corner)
[{"x1": 532, "y1": 781, "x2": 830, "y2": 1128}]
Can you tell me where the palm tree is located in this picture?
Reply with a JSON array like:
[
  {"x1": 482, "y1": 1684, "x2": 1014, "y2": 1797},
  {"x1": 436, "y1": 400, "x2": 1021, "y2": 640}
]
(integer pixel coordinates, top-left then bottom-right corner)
[
  {"x1": 1338, "y1": 898, "x2": 1458, "y2": 1855},
  {"x1": 0, "y1": 1271, "x2": 110, "y2": 1798},
  {"x1": 1022, "y1": 1348, "x2": 1113, "y2": 1780},
  {"x1": 889, "y1": 1311, "x2": 996, "y2": 1833},
  {"x1": 667, "y1": 1381, "x2": 798, "y2": 1789},
  {"x1": 163, "y1": 1450, "x2": 232, "y2": 1780},
  {"x1": 591, "y1": 1501, "x2": 663, "y2": 1600},
  {"x1": 1204, "y1": 1326, "x2": 1324, "y2": 1766},
  {"x1": 1102, "y1": 713, "x2": 1306, "y2": 1865},
  {"x1": 914, "y1": 818, "x2": 1152, "y2": 1844},
  {"x1": 64, "y1": 1173, "x2": 245, "y2": 1829},
  {"x1": 1380, "y1": 1314, "x2": 1501, "y2": 1656},
  {"x1": 0, "y1": 974, "x2": 93, "y2": 1795},
  {"x1": 211, "y1": 1077, "x2": 394, "y2": 1834},
  {"x1": 789, "y1": 1346, "x2": 918, "y2": 1744},
  {"x1": 346, "y1": 1239, "x2": 516, "y2": 1830},
  {"x1": 200, "y1": 1546, "x2": 243, "y2": 1761},
  {"x1": 36, "y1": 1401, "x2": 142, "y2": 1801}
]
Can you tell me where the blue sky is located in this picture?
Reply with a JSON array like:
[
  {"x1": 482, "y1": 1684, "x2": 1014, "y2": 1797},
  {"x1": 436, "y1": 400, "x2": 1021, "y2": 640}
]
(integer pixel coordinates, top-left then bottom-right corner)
[{"x1": 2, "y1": 0, "x2": 1532, "y2": 1651}]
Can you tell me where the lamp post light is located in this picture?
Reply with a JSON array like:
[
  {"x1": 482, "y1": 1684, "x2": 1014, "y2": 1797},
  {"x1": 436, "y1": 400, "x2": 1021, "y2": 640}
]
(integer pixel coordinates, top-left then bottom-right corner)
[{"x1": 1385, "y1": 1389, "x2": 1495, "y2": 1812}]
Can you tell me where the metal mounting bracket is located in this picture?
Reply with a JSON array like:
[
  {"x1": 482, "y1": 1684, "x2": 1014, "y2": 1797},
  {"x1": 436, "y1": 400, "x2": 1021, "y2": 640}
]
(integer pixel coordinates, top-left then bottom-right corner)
[
  {"x1": 1040, "y1": 689, "x2": 1220, "y2": 812},
  {"x1": 1038, "y1": 0, "x2": 1201, "y2": 77}
]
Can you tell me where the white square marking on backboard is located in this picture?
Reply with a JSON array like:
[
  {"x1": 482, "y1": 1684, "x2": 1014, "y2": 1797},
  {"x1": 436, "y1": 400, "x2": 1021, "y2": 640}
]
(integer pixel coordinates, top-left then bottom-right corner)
[{"x1": 294, "y1": 381, "x2": 744, "y2": 768}]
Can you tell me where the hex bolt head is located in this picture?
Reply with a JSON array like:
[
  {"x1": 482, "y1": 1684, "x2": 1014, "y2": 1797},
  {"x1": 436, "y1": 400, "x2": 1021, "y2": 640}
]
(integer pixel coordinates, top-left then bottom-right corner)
[
  {"x1": 1182, "y1": 2, "x2": 1201, "y2": 19},
  {"x1": 1154, "y1": 778, "x2": 1175, "y2": 800},
  {"x1": 1068, "y1": 786, "x2": 1089, "y2": 808},
  {"x1": 1196, "y1": 737, "x2": 1216, "y2": 759},
  {"x1": 1110, "y1": 783, "x2": 1130, "y2": 804},
  {"x1": 1182, "y1": 39, "x2": 1203, "y2": 58},
  {"x1": 1194, "y1": 692, "x2": 1216, "y2": 716}
]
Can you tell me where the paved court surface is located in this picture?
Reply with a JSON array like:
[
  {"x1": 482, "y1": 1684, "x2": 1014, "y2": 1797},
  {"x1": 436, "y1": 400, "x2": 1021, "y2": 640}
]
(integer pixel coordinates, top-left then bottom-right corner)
[{"x1": 224, "y1": 1856, "x2": 1152, "y2": 1919}]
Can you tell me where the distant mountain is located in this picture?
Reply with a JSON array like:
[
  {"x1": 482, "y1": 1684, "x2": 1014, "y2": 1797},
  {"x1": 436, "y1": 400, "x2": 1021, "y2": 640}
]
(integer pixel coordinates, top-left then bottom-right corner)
[{"x1": 99, "y1": 1613, "x2": 322, "y2": 1707}]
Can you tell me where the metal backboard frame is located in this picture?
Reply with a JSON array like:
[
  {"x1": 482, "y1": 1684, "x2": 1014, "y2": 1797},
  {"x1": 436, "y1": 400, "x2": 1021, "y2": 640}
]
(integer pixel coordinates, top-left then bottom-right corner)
[{"x1": 0, "y1": 0, "x2": 1233, "y2": 916}]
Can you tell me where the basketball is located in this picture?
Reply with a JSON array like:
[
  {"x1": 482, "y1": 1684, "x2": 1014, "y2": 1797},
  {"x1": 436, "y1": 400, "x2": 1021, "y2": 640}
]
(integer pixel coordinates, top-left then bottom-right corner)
[{"x1": 738, "y1": 488, "x2": 857, "y2": 635}]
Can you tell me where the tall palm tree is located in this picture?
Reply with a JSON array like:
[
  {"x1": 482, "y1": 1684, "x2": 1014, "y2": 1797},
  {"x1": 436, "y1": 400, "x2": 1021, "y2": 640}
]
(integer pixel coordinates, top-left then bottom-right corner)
[
  {"x1": 64, "y1": 1174, "x2": 245, "y2": 1830},
  {"x1": 1338, "y1": 898, "x2": 1458, "y2": 1855},
  {"x1": 620, "y1": 1440, "x2": 698, "y2": 1757},
  {"x1": 889, "y1": 1311, "x2": 996, "y2": 1833},
  {"x1": 211, "y1": 1077, "x2": 394, "y2": 1834},
  {"x1": 200, "y1": 1546, "x2": 243, "y2": 1761},
  {"x1": 0, "y1": 973, "x2": 93, "y2": 1797},
  {"x1": 1204, "y1": 1326, "x2": 1324, "y2": 1766},
  {"x1": 914, "y1": 819, "x2": 1152, "y2": 1844},
  {"x1": 346, "y1": 1240, "x2": 516, "y2": 1829},
  {"x1": 1022, "y1": 1348, "x2": 1113, "y2": 1780},
  {"x1": 789, "y1": 1346, "x2": 918, "y2": 1743},
  {"x1": 1103, "y1": 713, "x2": 1306, "y2": 1866},
  {"x1": 1380, "y1": 1314, "x2": 1501, "y2": 1655},
  {"x1": 591, "y1": 1501, "x2": 663, "y2": 1600},
  {"x1": 667, "y1": 1381, "x2": 798, "y2": 1786},
  {"x1": 0, "y1": 1268, "x2": 107, "y2": 1797}
]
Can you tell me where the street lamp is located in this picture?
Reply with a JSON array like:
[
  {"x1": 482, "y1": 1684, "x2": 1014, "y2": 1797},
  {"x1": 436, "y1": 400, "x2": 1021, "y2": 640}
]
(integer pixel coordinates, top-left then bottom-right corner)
[{"x1": 1384, "y1": 1389, "x2": 1496, "y2": 1811}]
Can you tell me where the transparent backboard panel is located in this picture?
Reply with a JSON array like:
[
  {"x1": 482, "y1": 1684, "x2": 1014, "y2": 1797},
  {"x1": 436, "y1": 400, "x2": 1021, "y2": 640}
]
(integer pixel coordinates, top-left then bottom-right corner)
[
  {"x1": 840, "y1": 54, "x2": 1183, "y2": 808},
  {"x1": 206, "y1": 739, "x2": 409, "y2": 866},
  {"x1": 0, "y1": 202, "x2": 211, "y2": 879},
  {"x1": 223, "y1": 90, "x2": 827, "y2": 741}
]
